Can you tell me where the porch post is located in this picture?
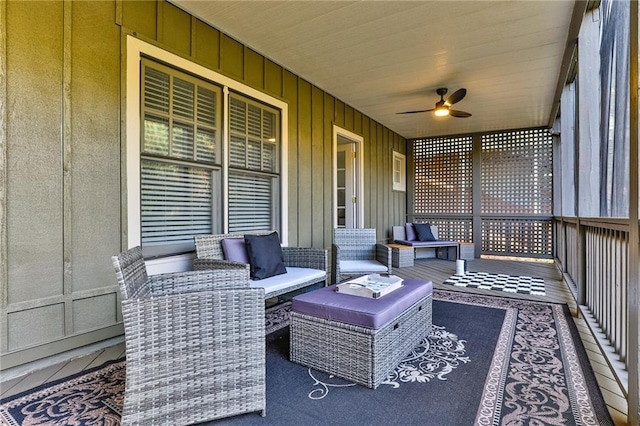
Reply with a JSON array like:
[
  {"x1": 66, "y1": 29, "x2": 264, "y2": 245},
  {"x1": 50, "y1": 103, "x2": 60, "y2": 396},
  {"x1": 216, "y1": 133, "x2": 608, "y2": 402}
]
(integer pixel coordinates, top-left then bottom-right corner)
[
  {"x1": 628, "y1": 0, "x2": 639, "y2": 423},
  {"x1": 472, "y1": 133, "x2": 482, "y2": 257},
  {"x1": 576, "y1": 219, "x2": 586, "y2": 305}
]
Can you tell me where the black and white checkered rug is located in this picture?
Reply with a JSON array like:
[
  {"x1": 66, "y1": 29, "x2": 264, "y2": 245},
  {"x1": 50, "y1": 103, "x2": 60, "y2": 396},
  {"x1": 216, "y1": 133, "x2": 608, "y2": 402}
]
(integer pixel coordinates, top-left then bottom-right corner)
[{"x1": 442, "y1": 271, "x2": 546, "y2": 296}]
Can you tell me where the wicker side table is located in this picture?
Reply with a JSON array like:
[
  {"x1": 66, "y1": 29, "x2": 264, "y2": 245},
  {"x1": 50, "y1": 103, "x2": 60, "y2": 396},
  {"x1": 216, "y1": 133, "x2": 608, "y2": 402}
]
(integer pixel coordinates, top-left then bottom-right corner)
[
  {"x1": 458, "y1": 242, "x2": 475, "y2": 260},
  {"x1": 387, "y1": 244, "x2": 415, "y2": 267}
]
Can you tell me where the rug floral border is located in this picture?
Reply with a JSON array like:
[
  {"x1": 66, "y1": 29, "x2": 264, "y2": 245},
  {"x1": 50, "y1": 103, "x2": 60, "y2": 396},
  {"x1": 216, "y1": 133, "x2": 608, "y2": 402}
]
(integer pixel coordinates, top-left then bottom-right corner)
[{"x1": 434, "y1": 289, "x2": 610, "y2": 426}]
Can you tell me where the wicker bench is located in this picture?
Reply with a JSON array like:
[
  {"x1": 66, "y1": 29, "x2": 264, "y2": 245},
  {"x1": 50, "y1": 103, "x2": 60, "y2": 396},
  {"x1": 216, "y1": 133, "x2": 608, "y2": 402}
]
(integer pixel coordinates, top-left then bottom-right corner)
[
  {"x1": 289, "y1": 278, "x2": 433, "y2": 389},
  {"x1": 392, "y1": 224, "x2": 459, "y2": 260},
  {"x1": 194, "y1": 233, "x2": 328, "y2": 299}
]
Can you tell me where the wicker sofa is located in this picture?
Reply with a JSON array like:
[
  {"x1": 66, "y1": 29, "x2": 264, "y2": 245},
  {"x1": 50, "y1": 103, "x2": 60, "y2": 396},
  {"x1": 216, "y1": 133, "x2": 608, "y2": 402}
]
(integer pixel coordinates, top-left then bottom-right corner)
[
  {"x1": 112, "y1": 246, "x2": 266, "y2": 424},
  {"x1": 194, "y1": 233, "x2": 329, "y2": 299}
]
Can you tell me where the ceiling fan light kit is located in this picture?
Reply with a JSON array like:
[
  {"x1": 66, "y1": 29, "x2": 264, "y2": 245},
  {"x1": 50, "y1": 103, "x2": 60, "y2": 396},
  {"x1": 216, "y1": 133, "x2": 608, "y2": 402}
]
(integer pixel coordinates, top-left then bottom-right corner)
[
  {"x1": 397, "y1": 87, "x2": 472, "y2": 118},
  {"x1": 434, "y1": 106, "x2": 449, "y2": 117}
]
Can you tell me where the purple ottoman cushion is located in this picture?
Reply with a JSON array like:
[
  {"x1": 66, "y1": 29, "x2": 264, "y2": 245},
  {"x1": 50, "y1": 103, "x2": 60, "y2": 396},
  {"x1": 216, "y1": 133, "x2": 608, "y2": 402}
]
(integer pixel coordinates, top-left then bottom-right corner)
[{"x1": 292, "y1": 278, "x2": 432, "y2": 330}]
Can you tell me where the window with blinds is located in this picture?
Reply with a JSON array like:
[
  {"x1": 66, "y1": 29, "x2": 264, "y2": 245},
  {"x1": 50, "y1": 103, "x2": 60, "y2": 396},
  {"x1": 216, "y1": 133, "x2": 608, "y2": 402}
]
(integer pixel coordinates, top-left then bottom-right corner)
[
  {"x1": 227, "y1": 94, "x2": 280, "y2": 233},
  {"x1": 140, "y1": 59, "x2": 223, "y2": 256},
  {"x1": 139, "y1": 60, "x2": 282, "y2": 256}
]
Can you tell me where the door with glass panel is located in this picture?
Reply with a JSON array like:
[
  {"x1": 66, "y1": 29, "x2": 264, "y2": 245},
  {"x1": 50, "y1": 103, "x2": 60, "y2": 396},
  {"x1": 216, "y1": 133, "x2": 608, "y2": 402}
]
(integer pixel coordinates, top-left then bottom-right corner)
[{"x1": 336, "y1": 137, "x2": 358, "y2": 228}]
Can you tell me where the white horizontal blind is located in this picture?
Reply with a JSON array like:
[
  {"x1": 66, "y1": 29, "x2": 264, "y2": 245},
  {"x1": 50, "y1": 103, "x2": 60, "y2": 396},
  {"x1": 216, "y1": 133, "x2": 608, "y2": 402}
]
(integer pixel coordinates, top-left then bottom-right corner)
[
  {"x1": 141, "y1": 160, "x2": 213, "y2": 246},
  {"x1": 196, "y1": 87, "x2": 218, "y2": 164},
  {"x1": 228, "y1": 172, "x2": 273, "y2": 233},
  {"x1": 229, "y1": 96, "x2": 278, "y2": 172},
  {"x1": 140, "y1": 59, "x2": 222, "y2": 255},
  {"x1": 142, "y1": 63, "x2": 220, "y2": 164},
  {"x1": 228, "y1": 93, "x2": 280, "y2": 233}
]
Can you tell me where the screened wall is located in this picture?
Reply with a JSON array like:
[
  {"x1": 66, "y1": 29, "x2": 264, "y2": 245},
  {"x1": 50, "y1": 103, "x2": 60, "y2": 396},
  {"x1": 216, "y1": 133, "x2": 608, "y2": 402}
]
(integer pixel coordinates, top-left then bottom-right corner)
[
  {"x1": 553, "y1": 2, "x2": 639, "y2": 418},
  {"x1": 410, "y1": 128, "x2": 553, "y2": 258}
]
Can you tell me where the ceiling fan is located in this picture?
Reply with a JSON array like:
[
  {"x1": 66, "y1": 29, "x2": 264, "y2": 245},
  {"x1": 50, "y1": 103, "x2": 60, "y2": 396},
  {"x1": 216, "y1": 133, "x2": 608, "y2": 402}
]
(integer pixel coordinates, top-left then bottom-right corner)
[{"x1": 397, "y1": 88, "x2": 472, "y2": 118}]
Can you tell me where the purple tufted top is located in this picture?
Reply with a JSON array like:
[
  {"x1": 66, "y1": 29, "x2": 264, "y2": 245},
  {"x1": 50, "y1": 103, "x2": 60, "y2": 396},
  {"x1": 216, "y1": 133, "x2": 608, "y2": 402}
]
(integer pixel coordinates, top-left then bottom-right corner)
[{"x1": 292, "y1": 278, "x2": 432, "y2": 330}]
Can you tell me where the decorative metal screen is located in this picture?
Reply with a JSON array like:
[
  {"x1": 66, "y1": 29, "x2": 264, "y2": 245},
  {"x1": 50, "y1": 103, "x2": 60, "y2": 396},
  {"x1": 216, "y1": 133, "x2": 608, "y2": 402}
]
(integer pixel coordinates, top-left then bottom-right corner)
[
  {"x1": 413, "y1": 136, "x2": 473, "y2": 214},
  {"x1": 481, "y1": 129, "x2": 552, "y2": 215},
  {"x1": 480, "y1": 128, "x2": 553, "y2": 257},
  {"x1": 413, "y1": 217, "x2": 473, "y2": 242},
  {"x1": 412, "y1": 128, "x2": 553, "y2": 257}
]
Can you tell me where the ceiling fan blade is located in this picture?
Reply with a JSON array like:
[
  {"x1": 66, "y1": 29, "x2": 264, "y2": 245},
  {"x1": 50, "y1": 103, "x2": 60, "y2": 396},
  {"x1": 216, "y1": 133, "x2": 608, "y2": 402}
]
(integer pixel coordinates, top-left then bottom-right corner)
[
  {"x1": 396, "y1": 109, "x2": 433, "y2": 114},
  {"x1": 444, "y1": 88, "x2": 467, "y2": 106},
  {"x1": 449, "y1": 109, "x2": 472, "y2": 118}
]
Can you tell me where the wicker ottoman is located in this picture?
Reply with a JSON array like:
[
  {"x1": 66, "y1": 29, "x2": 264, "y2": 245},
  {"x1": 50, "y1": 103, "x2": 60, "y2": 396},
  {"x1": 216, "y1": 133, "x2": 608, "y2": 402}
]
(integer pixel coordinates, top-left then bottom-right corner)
[{"x1": 289, "y1": 278, "x2": 432, "y2": 389}]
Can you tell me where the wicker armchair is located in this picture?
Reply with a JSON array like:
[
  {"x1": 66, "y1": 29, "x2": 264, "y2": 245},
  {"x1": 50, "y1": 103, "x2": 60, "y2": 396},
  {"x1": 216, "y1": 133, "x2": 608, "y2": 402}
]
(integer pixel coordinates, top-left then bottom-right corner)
[
  {"x1": 112, "y1": 246, "x2": 265, "y2": 425},
  {"x1": 332, "y1": 228, "x2": 392, "y2": 283},
  {"x1": 194, "y1": 233, "x2": 328, "y2": 299}
]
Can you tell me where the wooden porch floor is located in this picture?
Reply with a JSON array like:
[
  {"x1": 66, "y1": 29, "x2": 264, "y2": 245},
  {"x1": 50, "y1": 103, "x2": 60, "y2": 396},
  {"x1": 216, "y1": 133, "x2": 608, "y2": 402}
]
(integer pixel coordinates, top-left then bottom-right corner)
[{"x1": 0, "y1": 258, "x2": 628, "y2": 425}]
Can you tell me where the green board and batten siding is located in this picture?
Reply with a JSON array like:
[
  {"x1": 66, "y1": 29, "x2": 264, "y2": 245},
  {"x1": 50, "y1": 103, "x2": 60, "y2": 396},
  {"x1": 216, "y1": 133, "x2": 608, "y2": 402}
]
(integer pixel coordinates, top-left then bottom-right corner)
[
  {"x1": 1, "y1": 0, "x2": 406, "y2": 369},
  {"x1": 3, "y1": 1, "x2": 123, "y2": 369}
]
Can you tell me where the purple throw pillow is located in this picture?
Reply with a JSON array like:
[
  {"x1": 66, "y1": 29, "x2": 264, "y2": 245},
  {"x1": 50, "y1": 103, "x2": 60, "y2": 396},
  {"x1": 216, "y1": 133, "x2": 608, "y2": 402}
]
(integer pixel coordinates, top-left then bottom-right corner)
[
  {"x1": 405, "y1": 223, "x2": 417, "y2": 241},
  {"x1": 221, "y1": 238, "x2": 250, "y2": 264}
]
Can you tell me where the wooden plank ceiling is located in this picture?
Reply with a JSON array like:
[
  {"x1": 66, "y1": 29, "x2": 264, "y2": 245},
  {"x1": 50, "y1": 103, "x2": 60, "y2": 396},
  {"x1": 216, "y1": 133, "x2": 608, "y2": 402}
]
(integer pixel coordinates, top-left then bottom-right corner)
[{"x1": 172, "y1": 1, "x2": 575, "y2": 139}]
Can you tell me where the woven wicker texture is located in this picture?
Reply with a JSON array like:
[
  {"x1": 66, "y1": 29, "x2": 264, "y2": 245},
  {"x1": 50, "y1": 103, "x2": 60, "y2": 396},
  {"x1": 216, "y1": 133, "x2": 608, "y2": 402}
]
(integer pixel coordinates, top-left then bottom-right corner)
[
  {"x1": 332, "y1": 228, "x2": 392, "y2": 283},
  {"x1": 194, "y1": 233, "x2": 328, "y2": 299},
  {"x1": 290, "y1": 294, "x2": 432, "y2": 389},
  {"x1": 112, "y1": 246, "x2": 266, "y2": 425}
]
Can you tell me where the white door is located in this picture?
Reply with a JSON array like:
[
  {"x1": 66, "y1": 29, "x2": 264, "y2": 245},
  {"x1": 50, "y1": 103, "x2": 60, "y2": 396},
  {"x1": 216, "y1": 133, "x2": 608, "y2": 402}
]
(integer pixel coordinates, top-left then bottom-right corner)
[
  {"x1": 333, "y1": 125, "x2": 364, "y2": 229},
  {"x1": 336, "y1": 139, "x2": 357, "y2": 228}
]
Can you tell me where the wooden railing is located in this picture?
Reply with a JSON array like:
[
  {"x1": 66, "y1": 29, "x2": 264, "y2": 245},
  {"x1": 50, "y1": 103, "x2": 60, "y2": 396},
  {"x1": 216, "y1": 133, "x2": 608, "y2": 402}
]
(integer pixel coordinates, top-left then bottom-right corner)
[
  {"x1": 410, "y1": 214, "x2": 632, "y2": 392},
  {"x1": 555, "y1": 219, "x2": 579, "y2": 295},
  {"x1": 555, "y1": 217, "x2": 630, "y2": 389}
]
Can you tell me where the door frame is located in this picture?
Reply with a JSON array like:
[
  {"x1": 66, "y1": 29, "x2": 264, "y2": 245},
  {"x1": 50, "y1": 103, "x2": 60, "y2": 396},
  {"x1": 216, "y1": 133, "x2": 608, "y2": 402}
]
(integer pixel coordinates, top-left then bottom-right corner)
[{"x1": 332, "y1": 125, "x2": 364, "y2": 228}]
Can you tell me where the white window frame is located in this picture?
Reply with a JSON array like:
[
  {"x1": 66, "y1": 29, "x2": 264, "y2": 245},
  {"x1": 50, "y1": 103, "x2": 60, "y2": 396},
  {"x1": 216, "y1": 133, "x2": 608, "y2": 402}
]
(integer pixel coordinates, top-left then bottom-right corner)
[
  {"x1": 126, "y1": 36, "x2": 288, "y2": 271},
  {"x1": 392, "y1": 151, "x2": 406, "y2": 192}
]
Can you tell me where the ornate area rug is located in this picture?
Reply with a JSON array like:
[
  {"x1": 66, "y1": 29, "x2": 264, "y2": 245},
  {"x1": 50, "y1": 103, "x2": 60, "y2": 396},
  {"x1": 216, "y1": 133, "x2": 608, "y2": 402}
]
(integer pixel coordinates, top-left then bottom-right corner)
[
  {"x1": 0, "y1": 291, "x2": 612, "y2": 425},
  {"x1": 265, "y1": 301, "x2": 292, "y2": 334},
  {"x1": 442, "y1": 271, "x2": 546, "y2": 296}
]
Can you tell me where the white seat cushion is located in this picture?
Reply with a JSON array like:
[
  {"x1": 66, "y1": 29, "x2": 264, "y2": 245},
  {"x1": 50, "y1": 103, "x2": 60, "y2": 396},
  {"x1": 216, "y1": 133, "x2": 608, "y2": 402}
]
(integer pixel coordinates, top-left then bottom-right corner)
[
  {"x1": 249, "y1": 267, "x2": 326, "y2": 295},
  {"x1": 339, "y1": 260, "x2": 388, "y2": 273}
]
